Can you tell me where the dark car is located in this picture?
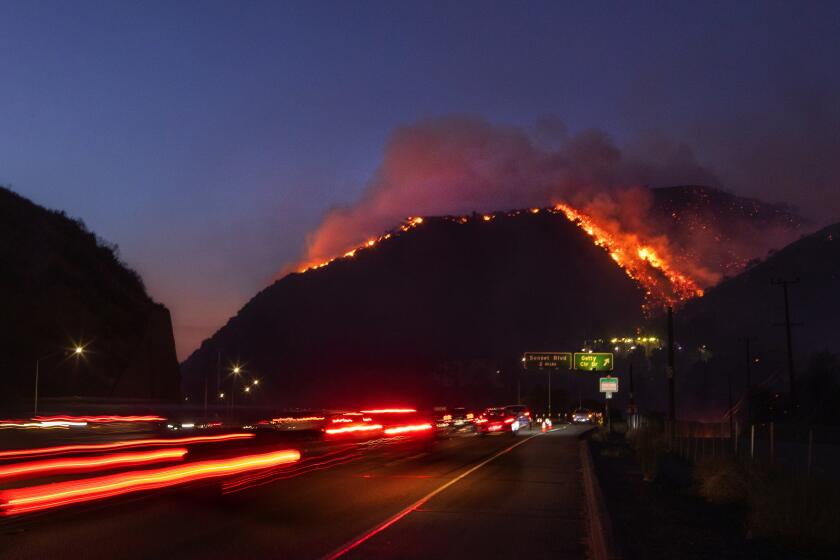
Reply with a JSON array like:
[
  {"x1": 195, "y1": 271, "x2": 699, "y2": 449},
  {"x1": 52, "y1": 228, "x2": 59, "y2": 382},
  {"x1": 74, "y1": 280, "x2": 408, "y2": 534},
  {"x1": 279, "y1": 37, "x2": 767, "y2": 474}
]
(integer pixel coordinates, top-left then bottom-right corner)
[{"x1": 475, "y1": 405, "x2": 531, "y2": 435}]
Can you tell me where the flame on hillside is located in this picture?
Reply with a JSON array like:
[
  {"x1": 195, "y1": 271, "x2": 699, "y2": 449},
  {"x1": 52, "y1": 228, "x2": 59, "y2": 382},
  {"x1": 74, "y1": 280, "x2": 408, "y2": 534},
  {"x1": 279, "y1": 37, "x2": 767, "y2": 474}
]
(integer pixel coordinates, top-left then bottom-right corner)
[
  {"x1": 551, "y1": 203, "x2": 704, "y2": 310},
  {"x1": 298, "y1": 217, "x2": 423, "y2": 273},
  {"x1": 294, "y1": 203, "x2": 705, "y2": 312}
]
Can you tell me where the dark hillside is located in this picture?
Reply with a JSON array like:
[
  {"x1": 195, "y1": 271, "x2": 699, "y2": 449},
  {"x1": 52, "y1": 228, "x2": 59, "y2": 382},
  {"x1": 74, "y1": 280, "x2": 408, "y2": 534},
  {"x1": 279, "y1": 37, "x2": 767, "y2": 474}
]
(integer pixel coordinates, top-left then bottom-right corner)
[
  {"x1": 651, "y1": 185, "x2": 804, "y2": 279},
  {"x1": 672, "y1": 222, "x2": 840, "y2": 420},
  {"x1": 0, "y1": 186, "x2": 180, "y2": 411},
  {"x1": 181, "y1": 211, "x2": 648, "y2": 408}
]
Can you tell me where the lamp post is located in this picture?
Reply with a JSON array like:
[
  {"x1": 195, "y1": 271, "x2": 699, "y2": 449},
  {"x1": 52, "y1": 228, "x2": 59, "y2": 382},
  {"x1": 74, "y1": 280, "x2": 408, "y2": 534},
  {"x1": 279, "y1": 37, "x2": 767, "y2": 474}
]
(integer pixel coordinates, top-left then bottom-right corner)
[
  {"x1": 229, "y1": 365, "x2": 241, "y2": 417},
  {"x1": 35, "y1": 345, "x2": 85, "y2": 416}
]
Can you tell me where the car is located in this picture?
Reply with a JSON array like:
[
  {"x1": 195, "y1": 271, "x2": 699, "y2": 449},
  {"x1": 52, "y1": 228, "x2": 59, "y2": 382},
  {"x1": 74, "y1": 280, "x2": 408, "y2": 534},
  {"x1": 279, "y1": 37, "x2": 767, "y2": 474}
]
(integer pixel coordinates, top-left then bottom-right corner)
[
  {"x1": 501, "y1": 405, "x2": 532, "y2": 431},
  {"x1": 572, "y1": 409, "x2": 594, "y2": 424},
  {"x1": 475, "y1": 405, "x2": 531, "y2": 435}
]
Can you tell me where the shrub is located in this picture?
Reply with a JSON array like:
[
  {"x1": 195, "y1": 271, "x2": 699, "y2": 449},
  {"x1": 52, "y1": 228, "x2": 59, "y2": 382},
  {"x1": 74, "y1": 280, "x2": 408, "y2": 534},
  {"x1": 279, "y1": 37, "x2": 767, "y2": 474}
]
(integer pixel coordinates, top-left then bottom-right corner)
[{"x1": 694, "y1": 456, "x2": 747, "y2": 504}]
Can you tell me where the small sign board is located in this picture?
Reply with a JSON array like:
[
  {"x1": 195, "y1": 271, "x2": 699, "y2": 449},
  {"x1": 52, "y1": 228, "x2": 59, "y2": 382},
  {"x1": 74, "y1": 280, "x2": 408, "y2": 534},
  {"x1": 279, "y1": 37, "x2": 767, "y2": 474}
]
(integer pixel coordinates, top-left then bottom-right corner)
[
  {"x1": 575, "y1": 352, "x2": 614, "y2": 371},
  {"x1": 599, "y1": 376, "x2": 618, "y2": 393},
  {"x1": 523, "y1": 352, "x2": 572, "y2": 370}
]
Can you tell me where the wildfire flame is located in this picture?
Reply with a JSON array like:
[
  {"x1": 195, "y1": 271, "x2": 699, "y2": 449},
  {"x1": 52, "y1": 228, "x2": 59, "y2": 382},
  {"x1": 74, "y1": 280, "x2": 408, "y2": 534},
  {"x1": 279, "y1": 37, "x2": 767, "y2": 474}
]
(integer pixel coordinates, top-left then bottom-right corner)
[
  {"x1": 552, "y1": 203, "x2": 704, "y2": 309},
  {"x1": 295, "y1": 203, "x2": 704, "y2": 312},
  {"x1": 298, "y1": 217, "x2": 422, "y2": 273}
]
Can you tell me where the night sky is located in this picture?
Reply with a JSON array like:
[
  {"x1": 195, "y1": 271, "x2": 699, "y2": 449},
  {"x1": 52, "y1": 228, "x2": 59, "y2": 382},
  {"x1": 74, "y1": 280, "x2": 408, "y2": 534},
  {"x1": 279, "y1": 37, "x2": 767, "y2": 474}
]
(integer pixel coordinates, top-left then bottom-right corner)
[{"x1": 2, "y1": 1, "x2": 838, "y2": 359}]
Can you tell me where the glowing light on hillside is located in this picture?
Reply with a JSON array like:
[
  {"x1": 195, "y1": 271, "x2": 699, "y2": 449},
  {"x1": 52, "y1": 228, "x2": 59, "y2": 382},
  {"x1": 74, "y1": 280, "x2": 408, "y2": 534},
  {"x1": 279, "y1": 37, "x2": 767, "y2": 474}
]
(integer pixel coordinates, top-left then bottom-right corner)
[
  {"x1": 299, "y1": 216, "x2": 426, "y2": 273},
  {"x1": 294, "y1": 203, "x2": 706, "y2": 312}
]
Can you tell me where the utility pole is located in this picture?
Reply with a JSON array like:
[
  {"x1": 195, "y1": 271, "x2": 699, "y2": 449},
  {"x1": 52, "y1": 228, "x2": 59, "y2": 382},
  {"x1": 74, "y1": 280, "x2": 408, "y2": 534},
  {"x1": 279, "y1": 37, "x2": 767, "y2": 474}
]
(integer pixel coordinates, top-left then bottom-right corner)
[
  {"x1": 667, "y1": 306, "x2": 676, "y2": 439},
  {"x1": 203, "y1": 372, "x2": 208, "y2": 419},
  {"x1": 216, "y1": 351, "x2": 221, "y2": 400},
  {"x1": 772, "y1": 278, "x2": 800, "y2": 413},
  {"x1": 547, "y1": 371, "x2": 552, "y2": 419},
  {"x1": 34, "y1": 359, "x2": 40, "y2": 417},
  {"x1": 727, "y1": 369, "x2": 734, "y2": 439},
  {"x1": 742, "y1": 337, "x2": 752, "y2": 425}
]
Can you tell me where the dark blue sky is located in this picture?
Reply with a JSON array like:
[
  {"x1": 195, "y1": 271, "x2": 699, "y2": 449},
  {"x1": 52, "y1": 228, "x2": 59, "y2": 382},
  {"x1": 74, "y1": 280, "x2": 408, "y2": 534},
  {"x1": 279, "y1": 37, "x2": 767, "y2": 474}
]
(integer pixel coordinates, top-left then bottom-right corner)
[{"x1": 2, "y1": 1, "x2": 838, "y2": 358}]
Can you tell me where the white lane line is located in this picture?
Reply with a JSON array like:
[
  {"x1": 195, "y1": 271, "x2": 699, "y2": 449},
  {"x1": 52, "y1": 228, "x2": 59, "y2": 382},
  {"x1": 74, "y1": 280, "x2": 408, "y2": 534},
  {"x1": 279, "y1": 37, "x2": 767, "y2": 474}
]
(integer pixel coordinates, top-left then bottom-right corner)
[{"x1": 322, "y1": 433, "x2": 543, "y2": 560}]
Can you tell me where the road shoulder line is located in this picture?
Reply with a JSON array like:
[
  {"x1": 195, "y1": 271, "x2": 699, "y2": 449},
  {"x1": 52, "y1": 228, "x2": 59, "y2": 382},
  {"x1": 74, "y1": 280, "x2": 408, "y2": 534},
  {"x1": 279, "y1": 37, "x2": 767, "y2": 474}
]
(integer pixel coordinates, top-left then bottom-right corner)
[{"x1": 322, "y1": 433, "x2": 542, "y2": 560}]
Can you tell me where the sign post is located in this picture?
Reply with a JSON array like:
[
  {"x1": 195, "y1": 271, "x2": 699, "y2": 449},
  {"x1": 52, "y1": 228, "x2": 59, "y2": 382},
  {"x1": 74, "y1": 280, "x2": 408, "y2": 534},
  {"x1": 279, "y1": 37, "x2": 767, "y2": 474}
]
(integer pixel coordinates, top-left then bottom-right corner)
[
  {"x1": 522, "y1": 352, "x2": 572, "y2": 420},
  {"x1": 599, "y1": 376, "x2": 618, "y2": 432},
  {"x1": 599, "y1": 377, "x2": 619, "y2": 393},
  {"x1": 523, "y1": 352, "x2": 572, "y2": 370}
]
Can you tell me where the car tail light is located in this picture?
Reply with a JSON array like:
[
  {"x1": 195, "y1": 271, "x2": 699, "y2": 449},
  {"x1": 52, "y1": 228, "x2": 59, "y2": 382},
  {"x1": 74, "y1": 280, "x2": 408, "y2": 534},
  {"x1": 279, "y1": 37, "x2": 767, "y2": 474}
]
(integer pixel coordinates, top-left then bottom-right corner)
[{"x1": 503, "y1": 417, "x2": 515, "y2": 424}]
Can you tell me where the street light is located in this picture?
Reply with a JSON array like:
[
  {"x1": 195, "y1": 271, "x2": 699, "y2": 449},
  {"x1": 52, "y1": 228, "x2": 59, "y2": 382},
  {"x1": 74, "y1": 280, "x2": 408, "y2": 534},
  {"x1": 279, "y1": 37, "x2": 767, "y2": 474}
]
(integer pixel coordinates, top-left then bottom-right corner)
[
  {"x1": 229, "y1": 364, "x2": 243, "y2": 416},
  {"x1": 35, "y1": 344, "x2": 86, "y2": 416}
]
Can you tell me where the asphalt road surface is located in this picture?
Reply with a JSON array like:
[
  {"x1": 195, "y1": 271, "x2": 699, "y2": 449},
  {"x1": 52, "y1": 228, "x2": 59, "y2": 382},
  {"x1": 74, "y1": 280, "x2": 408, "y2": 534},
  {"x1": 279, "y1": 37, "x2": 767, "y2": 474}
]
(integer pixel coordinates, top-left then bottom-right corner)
[{"x1": 1, "y1": 425, "x2": 591, "y2": 559}]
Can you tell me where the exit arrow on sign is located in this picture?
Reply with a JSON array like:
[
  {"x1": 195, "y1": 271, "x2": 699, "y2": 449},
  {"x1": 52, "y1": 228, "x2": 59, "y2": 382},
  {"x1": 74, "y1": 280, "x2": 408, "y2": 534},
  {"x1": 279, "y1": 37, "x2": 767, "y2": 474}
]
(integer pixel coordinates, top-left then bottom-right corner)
[{"x1": 574, "y1": 352, "x2": 614, "y2": 371}]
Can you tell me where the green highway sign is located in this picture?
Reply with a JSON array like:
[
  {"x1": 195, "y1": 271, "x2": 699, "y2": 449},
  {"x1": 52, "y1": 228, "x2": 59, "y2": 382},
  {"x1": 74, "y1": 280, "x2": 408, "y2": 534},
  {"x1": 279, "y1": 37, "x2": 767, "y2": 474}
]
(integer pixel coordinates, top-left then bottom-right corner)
[
  {"x1": 599, "y1": 376, "x2": 618, "y2": 393},
  {"x1": 523, "y1": 352, "x2": 572, "y2": 370},
  {"x1": 574, "y1": 352, "x2": 614, "y2": 371}
]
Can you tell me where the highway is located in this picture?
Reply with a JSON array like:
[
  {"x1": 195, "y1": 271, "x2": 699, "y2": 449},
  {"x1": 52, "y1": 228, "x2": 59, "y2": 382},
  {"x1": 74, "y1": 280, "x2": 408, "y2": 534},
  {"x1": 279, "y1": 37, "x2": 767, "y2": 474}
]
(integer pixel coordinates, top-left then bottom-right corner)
[{"x1": 0, "y1": 425, "x2": 590, "y2": 559}]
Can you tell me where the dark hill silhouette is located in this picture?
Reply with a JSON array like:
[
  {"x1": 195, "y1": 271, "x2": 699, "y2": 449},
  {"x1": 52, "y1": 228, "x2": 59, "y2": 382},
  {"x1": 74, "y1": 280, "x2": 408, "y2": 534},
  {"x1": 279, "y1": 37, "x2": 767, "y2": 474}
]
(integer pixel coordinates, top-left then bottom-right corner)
[
  {"x1": 670, "y1": 221, "x2": 840, "y2": 420},
  {"x1": 0, "y1": 186, "x2": 179, "y2": 412},
  {"x1": 650, "y1": 185, "x2": 804, "y2": 279},
  {"x1": 182, "y1": 210, "x2": 648, "y2": 408},
  {"x1": 182, "y1": 185, "x2": 805, "y2": 410}
]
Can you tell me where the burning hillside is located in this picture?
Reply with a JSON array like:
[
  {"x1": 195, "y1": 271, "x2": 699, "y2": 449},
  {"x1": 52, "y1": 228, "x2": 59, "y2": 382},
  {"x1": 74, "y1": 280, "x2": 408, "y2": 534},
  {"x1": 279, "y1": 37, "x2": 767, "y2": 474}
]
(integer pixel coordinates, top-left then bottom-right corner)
[
  {"x1": 183, "y1": 185, "x2": 804, "y2": 408},
  {"x1": 297, "y1": 203, "x2": 702, "y2": 312},
  {"x1": 287, "y1": 117, "x2": 804, "y2": 315},
  {"x1": 293, "y1": 186, "x2": 801, "y2": 313},
  {"x1": 183, "y1": 209, "x2": 649, "y2": 407}
]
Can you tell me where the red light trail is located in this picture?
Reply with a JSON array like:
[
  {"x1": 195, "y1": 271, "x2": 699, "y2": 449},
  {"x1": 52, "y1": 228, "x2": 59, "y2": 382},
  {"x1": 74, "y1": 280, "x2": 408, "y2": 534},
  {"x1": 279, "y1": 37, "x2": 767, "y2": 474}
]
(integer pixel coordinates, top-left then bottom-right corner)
[
  {"x1": 0, "y1": 433, "x2": 255, "y2": 460},
  {"x1": 0, "y1": 449, "x2": 300, "y2": 516},
  {"x1": 0, "y1": 449, "x2": 188, "y2": 481},
  {"x1": 33, "y1": 415, "x2": 166, "y2": 423},
  {"x1": 383, "y1": 423, "x2": 433, "y2": 435},
  {"x1": 324, "y1": 424, "x2": 383, "y2": 435}
]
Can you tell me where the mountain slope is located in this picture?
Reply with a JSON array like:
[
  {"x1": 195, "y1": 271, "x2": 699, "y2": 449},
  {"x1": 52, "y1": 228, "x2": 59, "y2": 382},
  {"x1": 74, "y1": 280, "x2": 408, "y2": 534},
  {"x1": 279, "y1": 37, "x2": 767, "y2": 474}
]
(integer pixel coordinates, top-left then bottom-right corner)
[
  {"x1": 181, "y1": 211, "x2": 649, "y2": 408},
  {"x1": 651, "y1": 185, "x2": 804, "y2": 279},
  {"x1": 0, "y1": 187, "x2": 180, "y2": 409},
  {"x1": 181, "y1": 184, "x2": 809, "y2": 411},
  {"x1": 672, "y1": 221, "x2": 840, "y2": 417}
]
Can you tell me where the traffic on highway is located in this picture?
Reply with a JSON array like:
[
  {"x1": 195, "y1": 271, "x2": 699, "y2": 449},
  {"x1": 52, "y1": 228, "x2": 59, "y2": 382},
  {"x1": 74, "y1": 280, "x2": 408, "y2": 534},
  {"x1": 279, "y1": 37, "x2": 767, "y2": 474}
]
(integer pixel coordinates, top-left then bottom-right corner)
[{"x1": 0, "y1": 406, "x2": 591, "y2": 559}]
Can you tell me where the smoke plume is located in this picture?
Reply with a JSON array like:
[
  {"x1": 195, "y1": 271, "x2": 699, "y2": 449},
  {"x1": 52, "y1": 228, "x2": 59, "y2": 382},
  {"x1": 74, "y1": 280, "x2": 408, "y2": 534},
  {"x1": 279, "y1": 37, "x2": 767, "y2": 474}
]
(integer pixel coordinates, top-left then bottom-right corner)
[{"x1": 289, "y1": 115, "x2": 802, "y2": 293}]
